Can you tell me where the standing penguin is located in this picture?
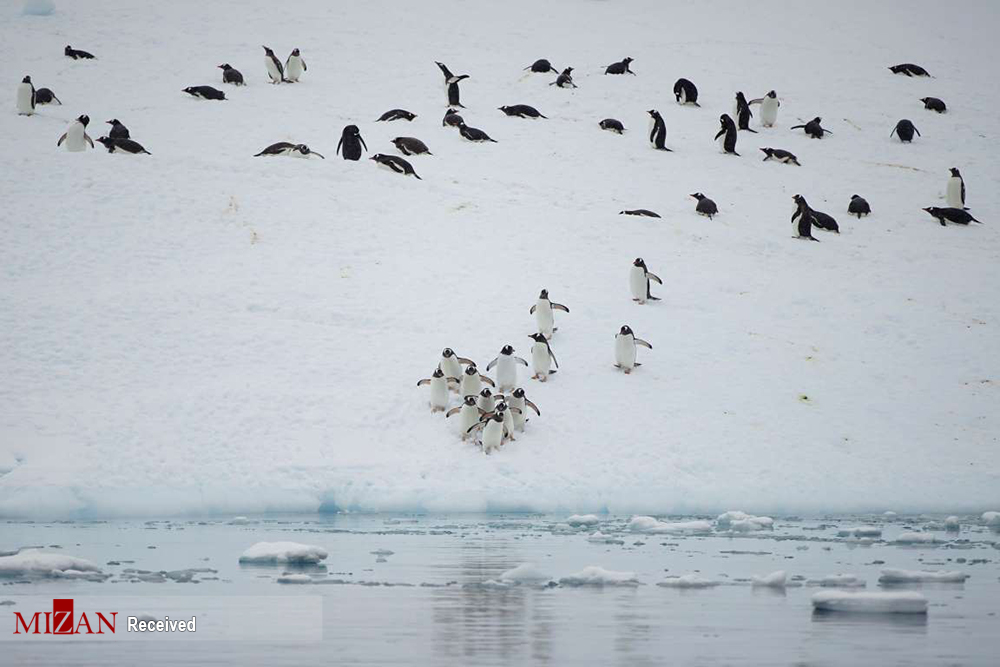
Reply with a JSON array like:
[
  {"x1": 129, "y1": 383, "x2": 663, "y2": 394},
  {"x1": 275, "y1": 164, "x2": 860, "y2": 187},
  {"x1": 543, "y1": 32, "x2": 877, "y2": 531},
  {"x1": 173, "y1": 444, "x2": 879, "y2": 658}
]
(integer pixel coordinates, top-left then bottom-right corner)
[
  {"x1": 218, "y1": 63, "x2": 245, "y2": 86},
  {"x1": 791, "y1": 195, "x2": 820, "y2": 242},
  {"x1": 474, "y1": 412, "x2": 507, "y2": 455},
  {"x1": 530, "y1": 289, "x2": 570, "y2": 339},
  {"x1": 734, "y1": 92, "x2": 757, "y2": 132},
  {"x1": 848, "y1": 194, "x2": 871, "y2": 218},
  {"x1": 946, "y1": 168, "x2": 966, "y2": 209},
  {"x1": 614, "y1": 325, "x2": 652, "y2": 374},
  {"x1": 550, "y1": 68, "x2": 577, "y2": 88},
  {"x1": 605, "y1": 57, "x2": 635, "y2": 75},
  {"x1": 285, "y1": 48, "x2": 307, "y2": 82},
  {"x1": 477, "y1": 388, "x2": 496, "y2": 414},
  {"x1": 691, "y1": 192, "x2": 718, "y2": 218},
  {"x1": 791, "y1": 117, "x2": 831, "y2": 139},
  {"x1": 416, "y1": 368, "x2": 458, "y2": 413},
  {"x1": 16, "y1": 76, "x2": 35, "y2": 116},
  {"x1": 56, "y1": 114, "x2": 94, "y2": 151},
  {"x1": 528, "y1": 333, "x2": 558, "y2": 382},
  {"x1": 673, "y1": 78, "x2": 699, "y2": 106},
  {"x1": 436, "y1": 62, "x2": 469, "y2": 107},
  {"x1": 890, "y1": 119, "x2": 920, "y2": 142},
  {"x1": 715, "y1": 114, "x2": 739, "y2": 155},
  {"x1": 439, "y1": 348, "x2": 474, "y2": 386},
  {"x1": 647, "y1": 110, "x2": 671, "y2": 151},
  {"x1": 262, "y1": 46, "x2": 286, "y2": 83},
  {"x1": 629, "y1": 258, "x2": 662, "y2": 304},
  {"x1": 487, "y1": 345, "x2": 529, "y2": 394},
  {"x1": 337, "y1": 125, "x2": 367, "y2": 160},
  {"x1": 446, "y1": 395, "x2": 482, "y2": 440},
  {"x1": 460, "y1": 364, "x2": 495, "y2": 397},
  {"x1": 106, "y1": 118, "x2": 130, "y2": 140},
  {"x1": 751, "y1": 90, "x2": 780, "y2": 127},
  {"x1": 506, "y1": 388, "x2": 540, "y2": 432}
]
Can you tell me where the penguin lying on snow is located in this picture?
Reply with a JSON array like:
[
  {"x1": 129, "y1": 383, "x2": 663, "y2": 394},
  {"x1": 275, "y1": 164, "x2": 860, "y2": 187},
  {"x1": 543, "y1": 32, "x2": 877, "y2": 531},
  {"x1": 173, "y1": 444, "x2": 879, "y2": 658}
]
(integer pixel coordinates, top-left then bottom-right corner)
[
  {"x1": 183, "y1": 86, "x2": 226, "y2": 100},
  {"x1": 254, "y1": 142, "x2": 324, "y2": 158},
  {"x1": 619, "y1": 209, "x2": 660, "y2": 218},
  {"x1": 791, "y1": 117, "x2": 831, "y2": 138},
  {"x1": 371, "y1": 153, "x2": 421, "y2": 179},
  {"x1": 392, "y1": 137, "x2": 431, "y2": 156},
  {"x1": 605, "y1": 57, "x2": 635, "y2": 75},
  {"x1": 525, "y1": 59, "x2": 557, "y2": 73},
  {"x1": 377, "y1": 109, "x2": 416, "y2": 122},
  {"x1": 922, "y1": 207, "x2": 981, "y2": 226},
  {"x1": 614, "y1": 326, "x2": 651, "y2": 374},
  {"x1": 889, "y1": 63, "x2": 930, "y2": 77},
  {"x1": 442, "y1": 108, "x2": 463, "y2": 127},
  {"x1": 499, "y1": 104, "x2": 547, "y2": 119},
  {"x1": 599, "y1": 118, "x2": 625, "y2": 133},
  {"x1": 218, "y1": 64, "x2": 245, "y2": 86},
  {"x1": 691, "y1": 193, "x2": 718, "y2": 219},
  {"x1": 65, "y1": 45, "x2": 95, "y2": 60},
  {"x1": 630, "y1": 258, "x2": 662, "y2": 304},
  {"x1": 848, "y1": 195, "x2": 871, "y2": 218},
  {"x1": 673, "y1": 78, "x2": 699, "y2": 106},
  {"x1": 920, "y1": 97, "x2": 946, "y2": 113},
  {"x1": 458, "y1": 123, "x2": 497, "y2": 142},
  {"x1": 34, "y1": 87, "x2": 61, "y2": 105},
  {"x1": 891, "y1": 119, "x2": 920, "y2": 142},
  {"x1": 96, "y1": 136, "x2": 151, "y2": 155},
  {"x1": 760, "y1": 147, "x2": 800, "y2": 165}
]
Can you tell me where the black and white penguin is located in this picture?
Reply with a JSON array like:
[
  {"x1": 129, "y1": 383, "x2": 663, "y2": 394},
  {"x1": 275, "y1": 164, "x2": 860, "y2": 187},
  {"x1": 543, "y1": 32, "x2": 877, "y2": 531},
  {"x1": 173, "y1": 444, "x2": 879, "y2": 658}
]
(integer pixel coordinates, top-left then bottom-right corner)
[
  {"x1": 218, "y1": 63, "x2": 245, "y2": 86},
  {"x1": 530, "y1": 289, "x2": 569, "y2": 340},
  {"x1": 439, "y1": 348, "x2": 474, "y2": 386},
  {"x1": 34, "y1": 87, "x2": 61, "y2": 105},
  {"x1": 524, "y1": 59, "x2": 557, "y2": 73},
  {"x1": 461, "y1": 363, "x2": 496, "y2": 398},
  {"x1": 183, "y1": 86, "x2": 226, "y2": 100},
  {"x1": 458, "y1": 123, "x2": 497, "y2": 143},
  {"x1": 673, "y1": 78, "x2": 699, "y2": 106},
  {"x1": 550, "y1": 67, "x2": 577, "y2": 88},
  {"x1": 486, "y1": 345, "x2": 529, "y2": 393},
  {"x1": 889, "y1": 63, "x2": 930, "y2": 77},
  {"x1": 629, "y1": 258, "x2": 662, "y2": 304},
  {"x1": 446, "y1": 395, "x2": 481, "y2": 440},
  {"x1": 890, "y1": 119, "x2": 920, "y2": 142},
  {"x1": 619, "y1": 209, "x2": 660, "y2": 218},
  {"x1": 506, "y1": 388, "x2": 540, "y2": 432},
  {"x1": 285, "y1": 48, "x2": 306, "y2": 82},
  {"x1": 499, "y1": 104, "x2": 547, "y2": 119},
  {"x1": 64, "y1": 45, "x2": 95, "y2": 60},
  {"x1": 290, "y1": 144, "x2": 325, "y2": 158},
  {"x1": 750, "y1": 90, "x2": 780, "y2": 127},
  {"x1": 96, "y1": 136, "x2": 151, "y2": 155},
  {"x1": 416, "y1": 368, "x2": 458, "y2": 413},
  {"x1": 435, "y1": 62, "x2": 469, "y2": 107},
  {"x1": 599, "y1": 118, "x2": 625, "y2": 133},
  {"x1": 848, "y1": 194, "x2": 871, "y2": 218},
  {"x1": 442, "y1": 108, "x2": 464, "y2": 127},
  {"x1": 760, "y1": 147, "x2": 800, "y2": 165},
  {"x1": 391, "y1": 137, "x2": 431, "y2": 156},
  {"x1": 477, "y1": 388, "x2": 496, "y2": 414},
  {"x1": 946, "y1": 168, "x2": 966, "y2": 209},
  {"x1": 791, "y1": 117, "x2": 831, "y2": 138},
  {"x1": 791, "y1": 195, "x2": 820, "y2": 242},
  {"x1": 715, "y1": 114, "x2": 739, "y2": 155},
  {"x1": 920, "y1": 97, "x2": 946, "y2": 113},
  {"x1": 691, "y1": 192, "x2": 718, "y2": 219},
  {"x1": 605, "y1": 57, "x2": 635, "y2": 75},
  {"x1": 527, "y1": 333, "x2": 558, "y2": 382},
  {"x1": 16, "y1": 75, "x2": 35, "y2": 116},
  {"x1": 647, "y1": 110, "x2": 671, "y2": 151},
  {"x1": 614, "y1": 325, "x2": 651, "y2": 374},
  {"x1": 254, "y1": 142, "x2": 325, "y2": 158},
  {"x1": 262, "y1": 46, "x2": 286, "y2": 83},
  {"x1": 435, "y1": 61, "x2": 467, "y2": 85},
  {"x1": 337, "y1": 125, "x2": 367, "y2": 160},
  {"x1": 371, "y1": 153, "x2": 422, "y2": 179},
  {"x1": 922, "y1": 207, "x2": 981, "y2": 226},
  {"x1": 734, "y1": 92, "x2": 757, "y2": 132},
  {"x1": 377, "y1": 109, "x2": 416, "y2": 122},
  {"x1": 56, "y1": 114, "x2": 94, "y2": 151},
  {"x1": 106, "y1": 118, "x2": 129, "y2": 140},
  {"x1": 811, "y1": 209, "x2": 840, "y2": 234}
]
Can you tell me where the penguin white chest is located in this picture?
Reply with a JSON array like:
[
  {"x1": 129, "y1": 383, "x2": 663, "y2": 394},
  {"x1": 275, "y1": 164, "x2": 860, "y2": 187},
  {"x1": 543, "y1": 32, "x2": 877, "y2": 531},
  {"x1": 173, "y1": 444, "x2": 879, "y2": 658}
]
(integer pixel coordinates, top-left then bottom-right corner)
[
  {"x1": 440, "y1": 357, "x2": 462, "y2": 383},
  {"x1": 63, "y1": 122, "x2": 89, "y2": 151},
  {"x1": 509, "y1": 397, "x2": 527, "y2": 430},
  {"x1": 629, "y1": 267, "x2": 647, "y2": 302},
  {"x1": 459, "y1": 405, "x2": 479, "y2": 437},
  {"x1": 760, "y1": 98, "x2": 778, "y2": 127},
  {"x1": 535, "y1": 301, "x2": 554, "y2": 337},
  {"x1": 429, "y1": 377, "x2": 450, "y2": 410},
  {"x1": 17, "y1": 83, "x2": 34, "y2": 115},
  {"x1": 265, "y1": 57, "x2": 282, "y2": 82},
  {"x1": 496, "y1": 356, "x2": 516, "y2": 392},
  {"x1": 482, "y1": 420, "x2": 503, "y2": 454},
  {"x1": 502, "y1": 409, "x2": 515, "y2": 437},
  {"x1": 615, "y1": 335, "x2": 636, "y2": 369},
  {"x1": 946, "y1": 177, "x2": 964, "y2": 207},
  {"x1": 286, "y1": 56, "x2": 304, "y2": 81},
  {"x1": 478, "y1": 394, "x2": 495, "y2": 413},
  {"x1": 460, "y1": 374, "x2": 481, "y2": 397},
  {"x1": 531, "y1": 343, "x2": 550, "y2": 376}
]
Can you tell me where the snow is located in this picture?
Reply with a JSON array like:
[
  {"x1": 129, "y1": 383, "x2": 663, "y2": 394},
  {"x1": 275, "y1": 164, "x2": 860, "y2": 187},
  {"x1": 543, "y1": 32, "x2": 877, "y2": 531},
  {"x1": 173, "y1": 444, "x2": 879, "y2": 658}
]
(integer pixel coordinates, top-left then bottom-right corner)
[
  {"x1": 558, "y1": 566, "x2": 639, "y2": 587},
  {"x1": 878, "y1": 568, "x2": 969, "y2": 584},
  {"x1": 0, "y1": 549, "x2": 102, "y2": 577},
  {"x1": 894, "y1": 532, "x2": 939, "y2": 545},
  {"x1": 751, "y1": 570, "x2": 788, "y2": 588},
  {"x1": 238, "y1": 541, "x2": 328, "y2": 564},
  {"x1": 499, "y1": 562, "x2": 553, "y2": 583},
  {"x1": 566, "y1": 514, "x2": 601, "y2": 527},
  {"x1": 1, "y1": 0, "x2": 999, "y2": 520},
  {"x1": 628, "y1": 516, "x2": 713, "y2": 534},
  {"x1": 657, "y1": 575, "x2": 720, "y2": 589},
  {"x1": 983, "y1": 511, "x2": 1000, "y2": 526},
  {"x1": 811, "y1": 591, "x2": 928, "y2": 614}
]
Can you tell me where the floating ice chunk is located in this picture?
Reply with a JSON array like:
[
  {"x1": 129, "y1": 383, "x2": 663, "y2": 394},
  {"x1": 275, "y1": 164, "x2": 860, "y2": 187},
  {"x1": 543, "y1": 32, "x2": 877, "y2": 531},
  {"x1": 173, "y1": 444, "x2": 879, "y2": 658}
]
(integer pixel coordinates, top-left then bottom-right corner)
[
  {"x1": 812, "y1": 591, "x2": 928, "y2": 614},
  {"x1": 716, "y1": 511, "x2": 773, "y2": 531},
  {"x1": 370, "y1": 549, "x2": 394, "y2": 556},
  {"x1": 837, "y1": 526, "x2": 882, "y2": 538},
  {"x1": 878, "y1": 568, "x2": 969, "y2": 584},
  {"x1": 894, "y1": 532, "x2": 939, "y2": 545},
  {"x1": 982, "y1": 511, "x2": 1000, "y2": 526},
  {"x1": 586, "y1": 531, "x2": 624, "y2": 544},
  {"x1": 229, "y1": 516, "x2": 251, "y2": 525},
  {"x1": 657, "y1": 575, "x2": 720, "y2": 589},
  {"x1": 0, "y1": 550, "x2": 102, "y2": 577},
  {"x1": 566, "y1": 514, "x2": 600, "y2": 527},
  {"x1": 499, "y1": 563, "x2": 552, "y2": 583},
  {"x1": 751, "y1": 570, "x2": 787, "y2": 588},
  {"x1": 944, "y1": 516, "x2": 961, "y2": 531},
  {"x1": 558, "y1": 566, "x2": 639, "y2": 587},
  {"x1": 883, "y1": 511, "x2": 898, "y2": 517},
  {"x1": 809, "y1": 574, "x2": 866, "y2": 588},
  {"x1": 276, "y1": 574, "x2": 314, "y2": 584},
  {"x1": 628, "y1": 516, "x2": 713, "y2": 534},
  {"x1": 239, "y1": 541, "x2": 328, "y2": 564}
]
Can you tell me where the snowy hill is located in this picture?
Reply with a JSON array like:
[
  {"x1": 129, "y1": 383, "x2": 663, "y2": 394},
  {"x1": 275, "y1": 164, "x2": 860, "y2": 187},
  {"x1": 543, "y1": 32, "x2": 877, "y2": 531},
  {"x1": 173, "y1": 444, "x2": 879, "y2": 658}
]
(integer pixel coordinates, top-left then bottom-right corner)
[{"x1": 1, "y1": 0, "x2": 998, "y2": 518}]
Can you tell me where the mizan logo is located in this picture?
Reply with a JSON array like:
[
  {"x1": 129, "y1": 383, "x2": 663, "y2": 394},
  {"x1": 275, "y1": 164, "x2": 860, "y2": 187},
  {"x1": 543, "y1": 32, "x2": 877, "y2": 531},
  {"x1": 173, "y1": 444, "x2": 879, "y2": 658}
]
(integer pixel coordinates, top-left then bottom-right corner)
[{"x1": 13, "y1": 599, "x2": 117, "y2": 635}]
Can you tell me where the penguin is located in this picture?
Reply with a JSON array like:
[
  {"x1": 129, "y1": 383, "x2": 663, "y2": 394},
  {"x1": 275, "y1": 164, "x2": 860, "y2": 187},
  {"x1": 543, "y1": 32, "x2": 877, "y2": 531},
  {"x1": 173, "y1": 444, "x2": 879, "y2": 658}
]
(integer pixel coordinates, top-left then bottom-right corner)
[
  {"x1": 599, "y1": 118, "x2": 625, "y2": 133},
  {"x1": 499, "y1": 104, "x2": 547, "y2": 119},
  {"x1": 254, "y1": 142, "x2": 324, "y2": 158},
  {"x1": 691, "y1": 192, "x2": 718, "y2": 219},
  {"x1": 391, "y1": 137, "x2": 431, "y2": 156},
  {"x1": 506, "y1": 388, "x2": 540, "y2": 432},
  {"x1": 760, "y1": 147, "x2": 800, "y2": 165},
  {"x1": 56, "y1": 115, "x2": 94, "y2": 152},
  {"x1": 285, "y1": 48, "x2": 307, "y2": 82},
  {"x1": 370, "y1": 153, "x2": 422, "y2": 179},
  {"x1": 435, "y1": 61, "x2": 468, "y2": 85},
  {"x1": 446, "y1": 395, "x2": 482, "y2": 440},
  {"x1": 377, "y1": 109, "x2": 417, "y2": 122},
  {"x1": 434, "y1": 63, "x2": 469, "y2": 107},
  {"x1": 791, "y1": 117, "x2": 831, "y2": 139},
  {"x1": 614, "y1": 325, "x2": 651, "y2": 374},
  {"x1": 447, "y1": 79, "x2": 466, "y2": 107},
  {"x1": 715, "y1": 114, "x2": 739, "y2": 155},
  {"x1": 530, "y1": 289, "x2": 569, "y2": 340},
  {"x1": 458, "y1": 123, "x2": 497, "y2": 143},
  {"x1": 495, "y1": 400, "x2": 519, "y2": 442},
  {"x1": 550, "y1": 68, "x2": 577, "y2": 88},
  {"x1": 106, "y1": 118, "x2": 130, "y2": 140},
  {"x1": 34, "y1": 87, "x2": 61, "y2": 105},
  {"x1": 460, "y1": 364, "x2": 495, "y2": 397},
  {"x1": 337, "y1": 125, "x2": 367, "y2": 160},
  {"x1": 811, "y1": 209, "x2": 840, "y2": 234},
  {"x1": 487, "y1": 345, "x2": 529, "y2": 393},
  {"x1": 922, "y1": 207, "x2": 981, "y2": 226},
  {"x1": 619, "y1": 209, "x2": 661, "y2": 218},
  {"x1": 64, "y1": 45, "x2": 95, "y2": 60},
  {"x1": 848, "y1": 195, "x2": 871, "y2": 218},
  {"x1": 416, "y1": 368, "x2": 458, "y2": 413},
  {"x1": 673, "y1": 78, "x2": 699, "y2": 106},
  {"x1": 183, "y1": 86, "x2": 226, "y2": 100},
  {"x1": 262, "y1": 46, "x2": 286, "y2": 83},
  {"x1": 920, "y1": 97, "x2": 946, "y2": 113},
  {"x1": 525, "y1": 59, "x2": 557, "y2": 73},
  {"x1": 750, "y1": 90, "x2": 780, "y2": 127},
  {"x1": 291, "y1": 144, "x2": 324, "y2": 159},
  {"x1": 791, "y1": 195, "x2": 820, "y2": 242},
  {"x1": 946, "y1": 168, "x2": 966, "y2": 209},
  {"x1": 96, "y1": 136, "x2": 151, "y2": 155},
  {"x1": 889, "y1": 63, "x2": 930, "y2": 77},
  {"x1": 472, "y1": 412, "x2": 507, "y2": 455},
  {"x1": 477, "y1": 387, "x2": 496, "y2": 414},
  {"x1": 734, "y1": 92, "x2": 757, "y2": 132},
  {"x1": 442, "y1": 108, "x2": 464, "y2": 128},
  {"x1": 629, "y1": 258, "x2": 662, "y2": 304},
  {"x1": 647, "y1": 110, "x2": 671, "y2": 151},
  {"x1": 605, "y1": 58, "x2": 635, "y2": 75},
  {"x1": 528, "y1": 333, "x2": 558, "y2": 382},
  {"x1": 890, "y1": 119, "x2": 920, "y2": 142},
  {"x1": 439, "y1": 348, "x2": 474, "y2": 386},
  {"x1": 16, "y1": 76, "x2": 35, "y2": 116},
  {"x1": 218, "y1": 63, "x2": 245, "y2": 86}
]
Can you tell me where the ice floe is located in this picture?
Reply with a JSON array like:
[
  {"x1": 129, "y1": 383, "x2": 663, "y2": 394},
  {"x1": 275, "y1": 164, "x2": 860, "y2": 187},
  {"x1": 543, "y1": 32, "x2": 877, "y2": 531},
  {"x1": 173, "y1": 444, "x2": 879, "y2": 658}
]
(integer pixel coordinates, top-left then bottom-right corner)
[
  {"x1": 566, "y1": 514, "x2": 601, "y2": 527},
  {"x1": 716, "y1": 511, "x2": 773, "y2": 531},
  {"x1": 878, "y1": 568, "x2": 969, "y2": 584},
  {"x1": 982, "y1": 511, "x2": 1000, "y2": 526},
  {"x1": 751, "y1": 570, "x2": 787, "y2": 588},
  {"x1": 811, "y1": 591, "x2": 928, "y2": 614},
  {"x1": 657, "y1": 575, "x2": 720, "y2": 589},
  {"x1": 0, "y1": 549, "x2": 103, "y2": 578},
  {"x1": 628, "y1": 516, "x2": 713, "y2": 534},
  {"x1": 499, "y1": 563, "x2": 553, "y2": 583},
  {"x1": 894, "y1": 532, "x2": 939, "y2": 545},
  {"x1": 837, "y1": 526, "x2": 882, "y2": 538},
  {"x1": 558, "y1": 566, "x2": 639, "y2": 587},
  {"x1": 809, "y1": 574, "x2": 866, "y2": 588},
  {"x1": 239, "y1": 541, "x2": 328, "y2": 564}
]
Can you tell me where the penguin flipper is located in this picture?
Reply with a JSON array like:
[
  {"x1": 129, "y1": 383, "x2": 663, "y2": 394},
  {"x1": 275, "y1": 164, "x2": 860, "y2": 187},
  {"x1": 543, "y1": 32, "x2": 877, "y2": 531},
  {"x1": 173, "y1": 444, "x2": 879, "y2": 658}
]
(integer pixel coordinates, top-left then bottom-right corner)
[
  {"x1": 416, "y1": 379, "x2": 431, "y2": 386},
  {"x1": 445, "y1": 406, "x2": 462, "y2": 418},
  {"x1": 746, "y1": 128, "x2": 758, "y2": 133},
  {"x1": 551, "y1": 303, "x2": 570, "y2": 313},
  {"x1": 85, "y1": 133, "x2": 94, "y2": 148},
  {"x1": 529, "y1": 305, "x2": 537, "y2": 314},
  {"x1": 647, "y1": 295, "x2": 662, "y2": 301},
  {"x1": 635, "y1": 339, "x2": 653, "y2": 349},
  {"x1": 486, "y1": 357, "x2": 498, "y2": 371},
  {"x1": 457, "y1": 357, "x2": 474, "y2": 365},
  {"x1": 524, "y1": 399, "x2": 541, "y2": 416},
  {"x1": 647, "y1": 273, "x2": 663, "y2": 285},
  {"x1": 480, "y1": 376, "x2": 496, "y2": 387},
  {"x1": 515, "y1": 357, "x2": 529, "y2": 367},
  {"x1": 791, "y1": 124, "x2": 805, "y2": 130},
  {"x1": 57, "y1": 132, "x2": 67, "y2": 146}
]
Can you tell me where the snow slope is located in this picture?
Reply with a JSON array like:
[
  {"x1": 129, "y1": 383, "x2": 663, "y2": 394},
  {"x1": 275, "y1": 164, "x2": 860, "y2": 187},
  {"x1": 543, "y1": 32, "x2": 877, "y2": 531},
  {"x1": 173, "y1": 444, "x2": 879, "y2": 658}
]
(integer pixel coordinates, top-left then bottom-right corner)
[{"x1": 1, "y1": 0, "x2": 998, "y2": 518}]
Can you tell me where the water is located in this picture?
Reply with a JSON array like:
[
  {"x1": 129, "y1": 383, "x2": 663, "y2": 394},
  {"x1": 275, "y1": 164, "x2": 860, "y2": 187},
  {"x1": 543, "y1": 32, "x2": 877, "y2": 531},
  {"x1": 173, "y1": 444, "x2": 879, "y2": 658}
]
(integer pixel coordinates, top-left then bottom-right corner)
[{"x1": 2, "y1": 513, "x2": 997, "y2": 665}]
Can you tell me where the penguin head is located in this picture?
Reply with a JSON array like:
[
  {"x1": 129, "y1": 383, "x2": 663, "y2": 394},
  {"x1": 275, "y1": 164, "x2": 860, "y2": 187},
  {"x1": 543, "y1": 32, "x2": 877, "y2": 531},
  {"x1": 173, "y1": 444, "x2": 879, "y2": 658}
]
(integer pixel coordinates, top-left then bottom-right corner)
[
  {"x1": 690, "y1": 193, "x2": 704, "y2": 201},
  {"x1": 767, "y1": 90, "x2": 777, "y2": 98},
  {"x1": 623, "y1": 57, "x2": 633, "y2": 64},
  {"x1": 759, "y1": 147, "x2": 772, "y2": 155},
  {"x1": 495, "y1": 401, "x2": 508, "y2": 413},
  {"x1": 500, "y1": 345, "x2": 514, "y2": 355},
  {"x1": 949, "y1": 167, "x2": 960, "y2": 177},
  {"x1": 464, "y1": 365, "x2": 479, "y2": 375},
  {"x1": 369, "y1": 153, "x2": 385, "y2": 162},
  {"x1": 431, "y1": 368, "x2": 445, "y2": 378},
  {"x1": 922, "y1": 207, "x2": 937, "y2": 214},
  {"x1": 498, "y1": 106, "x2": 508, "y2": 112},
  {"x1": 442, "y1": 348, "x2": 455, "y2": 359},
  {"x1": 445, "y1": 108, "x2": 458, "y2": 115},
  {"x1": 344, "y1": 125, "x2": 360, "y2": 137},
  {"x1": 619, "y1": 325, "x2": 634, "y2": 336},
  {"x1": 183, "y1": 87, "x2": 196, "y2": 95},
  {"x1": 563, "y1": 67, "x2": 573, "y2": 74},
  {"x1": 291, "y1": 48, "x2": 301, "y2": 56},
  {"x1": 463, "y1": 395, "x2": 477, "y2": 406},
  {"x1": 528, "y1": 333, "x2": 546, "y2": 343},
  {"x1": 22, "y1": 75, "x2": 31, "y2": 84},
  {"x1": 793, "y1": 194, "x2": 806, "y2": 206},
  {"x1": 850, "y1": 194, "x2": 861, "y2": 200},
  {"x1": 813, "y1": 117, "x2": 822, "y2": 123},
  {"x1": 512, "y1": 388, "x2": 525, "y2": 399},
  {"x1": 106, "y1": 119, "x2": 120, "y2": 126},
  {"x1": 479, "y1": 388, "x2": 492, "y2": 399},
  {"x1": 64, "y1": 46, "x2": 72, "y2": 55},
  {"x1": 633, "y1": 257, "x2": 646, "y2": 268},
  {"x1": 538, "y1": 288, "x2": 549, "y2": 299},
  {"x1": 96, "y1": 136, "x2": 112, "y2": 147},
  {"x1": 218, "y1": 63, "x2": 231, "y2": 70},
  {"x1": 647, "y1": 109, "x2": 658, "y2": 117},
  {"x1": 736, "y1": 91, "x2": 745, "y2": 101},
  {"x1": 262, "y1": 46, "x2": 274, "y2": 55},
  {"x1": 77, "y1": 114, "x2": 90, "y2": 126}
]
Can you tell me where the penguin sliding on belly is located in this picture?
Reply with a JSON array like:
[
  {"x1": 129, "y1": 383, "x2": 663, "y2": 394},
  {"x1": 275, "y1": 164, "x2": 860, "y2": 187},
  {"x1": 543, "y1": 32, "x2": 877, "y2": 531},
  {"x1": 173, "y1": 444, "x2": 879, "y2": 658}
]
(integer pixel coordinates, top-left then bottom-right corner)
[
  {"x1": 920, "y1": 97, "x2": 946, "y2": 113},
  {"x1": 525, "y1": 59, "x2": 558, "y2": 73},
  {"x1": 600, "y1": 118, "x2": 625, "y2": 133},
  {"x1": 848, "y1": 195, "x2": 871, "y2": 218},
  {"x1": 16, "y1": 76, "x2": 35, "y2": 116},
  {"x1": 629, "y1": 258, "x2": 662, "y2": 304},
  {"x1": 34, "y1": 87, "x2": 61, "y2": 105},
  {"x1": 923, "y1": 207, "x2": 981, "y2": 226},
  {"x1": 370, "y1": 153, "x2": 422, "y2": 179},
  {"x1": 96, "y1": 136, "x2": 151, "y2": 154},
  {"x1": 791, "y1": 117, "x2": 831, "y2": 139},
  {"x1": 57, "y1": 114, "x2": 94, "y2": 151}
]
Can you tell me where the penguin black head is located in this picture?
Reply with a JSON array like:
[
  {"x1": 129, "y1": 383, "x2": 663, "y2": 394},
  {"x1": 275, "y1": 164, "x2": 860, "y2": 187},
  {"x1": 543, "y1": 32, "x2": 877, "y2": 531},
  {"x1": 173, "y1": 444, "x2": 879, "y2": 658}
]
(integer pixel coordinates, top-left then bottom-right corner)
[
  {"x1": 106, "y1": 119, "x2": 121, "y2": 126},
  {"x1": 619, "y1": 325, "x2": 634, "y2": 336},
  {"x1": 22, "y1": 75, "x2": 31, "y2": 84},
  {"x1": 445, "y1": 108, "x2": 458, "y2": 115},
  {"x1": 462, "y1": 395, "x2": 477, "y2": 406},
  {"x1": 690, "y1": 193, "x2": 705, "y2": 201},
  {"x1": 218, "y1": 63, "x2": 232, "y2": 70},
  {"x1": 464, "y1": 365, "x2": 479, "y2": 375},
  {"x1": 633, "y1": 257, "x2": 646, "y2": 268},
  {"x1": 512, "y1": 388, "x2": 525, "y2": 399},
  {"x1": 563, "y1": 67, "x2": 573, "y2": 74},
  {"x1": 528, "y1": 333, "x2": 547, "y2": 343},
  {"x1": 64, "y1": 46, "x2": 72, "y2": 55},
  {"x1": 718, "y1": 114, "x2": 728, "y2": 124},
  {"x1": 480, "y1": 388, "x2": 492, "y2": 398},
  {"x1": 767, "y1": 90, "x2": 777, "y2": 98},
  {"x1": 500, "y1": 345, "x2": 514, "y2": 355},
  {"x1": 369, "y1": 153, "x2": 386, "y2": 162},
  {"x1": 851, "y1": 194, "x2": 861, "y2": 200},
  {"x1": 623, "y1": 57, "x2": 633, "y2": 64},
  {"x1": 291, "y1": 48, "x2": 301, "y2": 56},
  {"x1": 77, "y1": 114, "x2": 90, "y2": 126},
  {"x1": 647, "y1": 109, "x2": 659, "y2": 117},
  {"x1": 262, "y1": 46, "x2": 275, "y2": 55},
  {"x1": 813, "y1": 117, "x2": 822, "y2": 123},
  {"x1": 950, "y1": 167, "x2": 961, "y2": 177},
  {"x1": 538, "y1": 289, "x2": 549, "y2": 299},
  {"x1": 96, "y1": 136, "x2": 113, "y2": 148},
  {"x1": 442, "y1": 348, "x2": 455, "y2": 358},
  {"x1": 793, "y1": 194, "x2": 806, "y2": 207},
  {"x1": 495, "y1": 401, "x2": 508, "y2": 413}
]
